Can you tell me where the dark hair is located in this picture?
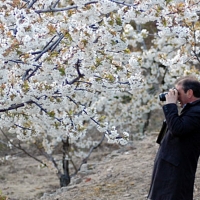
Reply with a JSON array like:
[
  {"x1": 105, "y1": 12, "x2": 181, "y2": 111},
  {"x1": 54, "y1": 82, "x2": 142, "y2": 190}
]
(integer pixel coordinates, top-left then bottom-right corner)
[{"x1": 175, "y1": 75, "x2": 200, "y2": 97}]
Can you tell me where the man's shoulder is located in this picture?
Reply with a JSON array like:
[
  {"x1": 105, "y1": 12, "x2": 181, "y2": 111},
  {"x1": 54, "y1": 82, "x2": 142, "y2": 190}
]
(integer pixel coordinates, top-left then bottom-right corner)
[
  {"x1": 184, "y1": 99, "x2": 200, "y2": 108},
  {"x1": 183, "y1": 100, "x2": 200, "y2": 113}
]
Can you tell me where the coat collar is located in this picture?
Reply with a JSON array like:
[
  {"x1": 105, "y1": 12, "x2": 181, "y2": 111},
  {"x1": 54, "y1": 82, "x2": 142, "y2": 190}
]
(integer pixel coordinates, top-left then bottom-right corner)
[{"x1": 182, "y1": 99, "x2": 200, "y2": 111}]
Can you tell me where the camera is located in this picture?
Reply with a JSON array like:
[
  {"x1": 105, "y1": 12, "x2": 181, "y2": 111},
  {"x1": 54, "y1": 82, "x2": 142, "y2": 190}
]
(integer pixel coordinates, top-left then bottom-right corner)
[
  {"x1": 159, "y1": 92, "x2": 168, "y2": 101},
  {"x1": 159, "y1": 88, "x2": 178, "y2": 101}
]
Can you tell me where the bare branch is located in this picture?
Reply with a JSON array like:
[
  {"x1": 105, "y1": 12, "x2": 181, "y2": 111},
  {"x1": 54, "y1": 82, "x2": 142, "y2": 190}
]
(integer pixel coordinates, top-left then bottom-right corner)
[
  {"x1": 34, "y1": 33, "x2": 63, "y2": 61},
  {"x1": 45, "y1": 153, "x2": 63, "y2": 178},
  {"x1": 83, "y1": 133, "x2": 105, "y2": 163},
  {"x1": 22, "y1": 68, "x2": 33, "y2": 81},
  {"x1": 1, "y1": 128, "x2": 63, "y2": 179},
  {"x1": 32, "y1": 101, "x2": 62, "y2": 122},
  {"x1": 33, "y1": 140, "x2": 63, "y2": 177},
  {"x1": 0, "y1": 100, "x2": 33, "y2": 112},
  {"x1": 23, "y1": 34, "x2": 63, "y2": 80},
  {"x1": 50, "y1": 33, "x2": 64, "y2": 52},
  {"x1": 109, "y1": 0, "x2": 134, "y2": 7},
  {"x1": 34, "y1": 0, "x2": 137, "y2": 14},
  {"x1": 66, "y1": 95, "x2": 101, "y2": 126},
  {"x1": 5, "y1": 59, "x2": 24, "y2": 64},
  {"x1": 190, "y1": 22, "x2": 200, "y2": 63},
  {"x1": 35, "y1": 5, "x2": 78, "y2": 14},
  {"x1": 34, "y1": 1, "x2": 99, "y2": 14},
  {"x1": 192, "y1": 50, "x2": 200, "y2": 63},
  {"x1": 52, "y1": 0, "x2": 60, "y2": 8},
  {"x1": 27, "y1": 0, "x2": 37, "y2": 9},
  {"x1": 71, "y1": 132, "x2": 105, "y2": 176},
  {"x1": 63, "y1": 59, "x2": 85, "y2": 85},
  {"x1": 14, "y1": 124, "x2": 32, "y2": 131},
  {"x1": 0, "y1": 99, "x2": 62, "y2": 123},
  {"x1": 0, "y1": 128, "x2": 46, "y2": 166},
  {"x1": 25, "y1": 64, "x2": 41, "y2": 81}
]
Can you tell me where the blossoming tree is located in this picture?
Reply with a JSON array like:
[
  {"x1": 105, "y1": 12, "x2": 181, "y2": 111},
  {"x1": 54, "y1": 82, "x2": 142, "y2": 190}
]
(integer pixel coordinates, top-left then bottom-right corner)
[{"x1": 0, "y1": 0, "x2": 200, "y2": 186}]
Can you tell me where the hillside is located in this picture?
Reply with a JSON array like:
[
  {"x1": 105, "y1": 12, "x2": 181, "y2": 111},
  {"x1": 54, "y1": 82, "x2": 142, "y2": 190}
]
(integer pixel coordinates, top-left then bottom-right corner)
[{"x1": 1, "y1": 133, "x2": 200, "y2": 200}]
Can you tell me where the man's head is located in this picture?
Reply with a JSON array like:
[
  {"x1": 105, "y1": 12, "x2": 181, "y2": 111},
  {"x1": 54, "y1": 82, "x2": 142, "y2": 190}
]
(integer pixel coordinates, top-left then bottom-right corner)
[{"x1": 175, "y1": 75, "x2": 200, "y2": 107}]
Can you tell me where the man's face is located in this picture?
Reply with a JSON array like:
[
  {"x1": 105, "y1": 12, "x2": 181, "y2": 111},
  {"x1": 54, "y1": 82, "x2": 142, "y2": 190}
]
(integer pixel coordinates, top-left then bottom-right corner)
[{"x1": 175, "y1": 84, "x2": 190, "y2": 107}]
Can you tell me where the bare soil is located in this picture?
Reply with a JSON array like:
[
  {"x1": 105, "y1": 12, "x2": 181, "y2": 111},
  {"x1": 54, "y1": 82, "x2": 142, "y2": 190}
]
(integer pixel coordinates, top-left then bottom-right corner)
[{"x1": 1, "y1": 133, "x2": 200, "y2": 200}]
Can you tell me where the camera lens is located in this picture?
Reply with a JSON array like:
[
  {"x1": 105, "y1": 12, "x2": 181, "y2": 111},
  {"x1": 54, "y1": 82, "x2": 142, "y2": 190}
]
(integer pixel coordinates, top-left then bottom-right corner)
[{"x1": 159, "y1": 92, "x2": 168, "y2": 101}]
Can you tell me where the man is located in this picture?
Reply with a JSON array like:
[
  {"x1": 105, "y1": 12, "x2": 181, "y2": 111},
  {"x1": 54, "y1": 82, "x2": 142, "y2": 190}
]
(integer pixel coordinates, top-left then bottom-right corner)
[{"x1": 147, "y1": 75, "x2": 200, "y2": 200}]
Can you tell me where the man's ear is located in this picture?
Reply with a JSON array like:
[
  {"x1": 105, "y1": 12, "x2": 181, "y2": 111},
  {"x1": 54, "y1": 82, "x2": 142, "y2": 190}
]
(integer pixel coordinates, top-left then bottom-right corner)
[{"x1": 187, "y1": 89, "x2": 193, "y2": 98}]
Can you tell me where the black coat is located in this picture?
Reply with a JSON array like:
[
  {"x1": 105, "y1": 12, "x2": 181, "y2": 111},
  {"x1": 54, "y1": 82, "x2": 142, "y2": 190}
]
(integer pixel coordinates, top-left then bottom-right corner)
[{"x1": 148, "y1": 100, "x2": 200, "y2": 200}]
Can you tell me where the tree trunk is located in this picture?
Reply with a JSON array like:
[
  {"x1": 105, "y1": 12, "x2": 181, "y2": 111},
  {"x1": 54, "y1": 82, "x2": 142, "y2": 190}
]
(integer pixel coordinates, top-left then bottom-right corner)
[{"x1": 60, "y1": 137, "x2": 70, "y2": 187}]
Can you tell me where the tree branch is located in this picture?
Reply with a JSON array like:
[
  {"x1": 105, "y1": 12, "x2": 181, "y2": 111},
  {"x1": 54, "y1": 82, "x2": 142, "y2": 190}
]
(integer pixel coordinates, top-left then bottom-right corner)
[
  {"x1": 191, "y1": 23, "x2": 200, "y2": 63},
  {"x1": 53, "y1": 0, "x2": 61, "y2": 8},
  {"x1": 63, "y1": 59, "x2": 85, "y2": 85},
  {"x1": 109, "y1": 0, "x2": 134, "y2": 7},
  {"x1": 27, "y1": 0, "x2": 37, "y2": 9},
  {"x1": 35, "y1": 5, "x2": 78, "y2": 14},
  {"x1": 0, "y1": 100, "x2": 34, "y2": 112},
  {"x1": 5, "y1": 60, "x2": 24, "y2": 64},
  {"x1": 0, "y1": 128, "x2": 46, "y2": 166},
  {"x1": 34, "y1": 33, "x2": 63, "y2": 61},
  {"x1": 25, "y1": 64, "x2": 41, "y2": 81},
  {"x1": 1, "y1": 128, "x2": 64, "y2": 180},
  {"x1": 71, "y1": 132, "x2": 105, "y2": 176},
  {"x1": 34, "y1": 1, "x2": 100, "y2": 14},
  {"x1": 34, "y1": 0, "x2": 137, "y2": 15},
  {"x1": 0, "y1": 99, "x2": 62, "y2": 123}
]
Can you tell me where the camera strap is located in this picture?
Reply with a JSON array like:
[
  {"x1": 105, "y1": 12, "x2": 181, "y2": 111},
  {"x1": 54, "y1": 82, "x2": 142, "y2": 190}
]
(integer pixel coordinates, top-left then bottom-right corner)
[{"x1": 156, "y1": 120, "x2": 167, "y2": 144}]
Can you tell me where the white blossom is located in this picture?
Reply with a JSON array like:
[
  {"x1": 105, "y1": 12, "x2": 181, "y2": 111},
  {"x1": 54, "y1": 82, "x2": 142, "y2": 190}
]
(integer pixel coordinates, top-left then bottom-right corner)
[{"x1": 0, "y1": 0, "x2": 199, "y2": 175}]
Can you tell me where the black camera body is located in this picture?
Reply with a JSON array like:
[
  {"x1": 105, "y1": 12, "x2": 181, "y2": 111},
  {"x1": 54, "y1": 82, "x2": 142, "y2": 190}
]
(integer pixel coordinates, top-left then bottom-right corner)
[
  {"x1": 159, "y1": 88, "x2": 178, "y2": 101},
  {"x1": 159, "y1": 92, "x2": 168, "y2": 101}
]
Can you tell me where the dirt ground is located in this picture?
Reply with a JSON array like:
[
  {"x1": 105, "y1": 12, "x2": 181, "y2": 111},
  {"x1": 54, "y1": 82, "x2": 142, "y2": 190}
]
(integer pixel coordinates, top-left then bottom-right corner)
[{"x1": 1, "y1": 133, "x2": 200, "y2": 200}]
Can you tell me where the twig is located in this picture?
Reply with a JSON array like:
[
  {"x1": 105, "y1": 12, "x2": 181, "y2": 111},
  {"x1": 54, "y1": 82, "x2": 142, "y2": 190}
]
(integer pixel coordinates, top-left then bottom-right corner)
[
  {"x1": 34, "y1": 1, "x2": 100, "y2": 14},
  {"x1": 63, "y1": 59, "x2": 85, "y2": 85},
  {"x1": 53, "y1": 0, "x2": 60, "y2": 8},
  {"x1": 109, "y1": 0, "x2": 135, "y2": 7},
  {"x1": 191, "y1": 22, "x2": 200, "y2": 63},
  {"x1": 34, "y1": 34, "x2": 61, "y2": 61},
  {"x1": 27, "y1": 0, "x2": 37, "y2": 9},
  {"x1": 50, "y1": 33, "x2": 64, "y2": 52},
  {"x1": 5, "y1": 60, "x2": 24, "y2": 64},
  {"x1": 35, "y1": 5, "x2": 78, "y2": 14},
  {"x1": 25, "y1": 64, "x2": 41, "y2": 81},
  {"x1": 34, "y1": 0, "x2": 138, "y2": 14}
]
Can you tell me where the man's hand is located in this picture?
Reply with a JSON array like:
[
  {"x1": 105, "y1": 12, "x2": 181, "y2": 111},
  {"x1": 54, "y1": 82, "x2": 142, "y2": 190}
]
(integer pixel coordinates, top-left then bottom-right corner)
[{"x1": 165, "y1": 88, "x2": 178, "y2": 104}]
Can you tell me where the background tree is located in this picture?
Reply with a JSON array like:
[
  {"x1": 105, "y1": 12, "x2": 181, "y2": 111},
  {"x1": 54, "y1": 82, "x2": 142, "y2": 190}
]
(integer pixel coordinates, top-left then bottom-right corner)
[{"x1": 0, "y1": 0, "x2": 200, "y2": 186}]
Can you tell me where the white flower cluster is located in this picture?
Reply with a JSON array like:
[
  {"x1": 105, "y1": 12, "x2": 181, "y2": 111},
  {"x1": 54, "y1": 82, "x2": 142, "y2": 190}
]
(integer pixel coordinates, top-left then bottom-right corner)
[
  {"x1": 0, "y1": 0, "x2": 199, "y2": 171},
  {"x1": 105, "y1": 126, "x2": 129, "y2": 145},
  {"x1": 98, "y1": 0, "x2": 119, "y2": 14}
]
